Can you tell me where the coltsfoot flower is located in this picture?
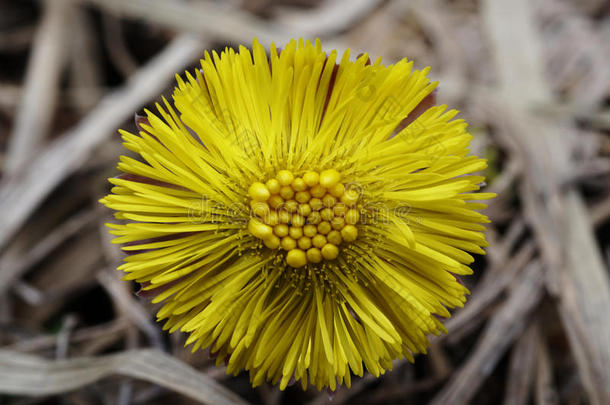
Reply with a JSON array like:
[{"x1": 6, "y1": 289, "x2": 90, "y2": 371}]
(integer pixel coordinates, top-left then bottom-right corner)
[{"x1": 100, "y1": 38, "x2": 495, "y2": 391}]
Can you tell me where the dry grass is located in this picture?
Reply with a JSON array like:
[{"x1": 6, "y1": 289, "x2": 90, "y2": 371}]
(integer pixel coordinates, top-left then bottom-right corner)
[{"x1": 0, "y1": 0, "x2": 609, "y2": 404}]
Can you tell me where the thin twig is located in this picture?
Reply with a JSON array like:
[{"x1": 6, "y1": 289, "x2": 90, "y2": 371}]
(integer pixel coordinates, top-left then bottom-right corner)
[
  {"x1": 101, "y1": 14, "x2": 138, "y2": 78},
  {"x1": 68, "y1": 4, "x2": 104, "y2": 113},
  {"x1": 430, "y1": 261, "x2": 545, "y2": 405},
  {"x1": 0, "y1": 349, "x2": 250, "y2": 405},
  {"x1": 96, "y1": 268, "x2": 164, "y2": 350},
  {"x1": 503, "y1": 323, "x2": 538, "y2": 405},
  {"x1": 3, "y1": 318, "x2": 129, "y2": 352},
  {"x1": 5, "y1": 0, "x2": 71, "y2": 175},
  {"x1": 55, "y1": 315, "x2": 78, "y2": 359},
  {"x1": 0, "y1": 209, "x2": 99, "y2": 296},
  {"x1": 443, "y1": 239, "x2": 536, "y2": 343},
  {"x1": 535, "y1": 327, "x2": 559, "y2": 405},
  {"x1": 81, "y1": 0, "x2": 378, "y2": 47}
]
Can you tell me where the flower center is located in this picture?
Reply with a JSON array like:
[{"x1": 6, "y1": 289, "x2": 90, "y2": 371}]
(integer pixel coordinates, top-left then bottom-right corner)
[{"x1": 247, "y1": 169, "x2": 360, "y2": 268}]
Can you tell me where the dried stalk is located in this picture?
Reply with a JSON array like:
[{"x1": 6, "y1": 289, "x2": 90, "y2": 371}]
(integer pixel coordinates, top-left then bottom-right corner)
[
  {"x1": 5, "y1": 0, "x2": 71, "y2": 174},
  {"x1": 482, "y1": 1, "x2": 610, "y2": 403},
  {"x1": 0, "y1": 349, "x2": 249, "y2": 405},
  {"x1": 0, "y1": 35, "x2": 205, "y2": 251},
  {"x1": 430, "y1": 261, "x2": 545, "y2": 405}
]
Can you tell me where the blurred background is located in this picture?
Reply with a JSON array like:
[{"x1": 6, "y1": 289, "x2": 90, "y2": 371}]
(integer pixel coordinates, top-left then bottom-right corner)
[{"x1": 0, "y1": 0, "x2": 609, "y2": 404}]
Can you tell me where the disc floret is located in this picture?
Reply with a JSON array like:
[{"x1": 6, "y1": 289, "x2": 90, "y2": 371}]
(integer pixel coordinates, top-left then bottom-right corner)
[{"x1": 247, "y1": 169, "x2": 360, "y2": 267}]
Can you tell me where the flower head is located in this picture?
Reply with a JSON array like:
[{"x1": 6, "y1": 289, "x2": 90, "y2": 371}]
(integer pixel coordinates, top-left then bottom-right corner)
[{"x1": 100, "y1": 38, "x2": 494, "y2": 390}]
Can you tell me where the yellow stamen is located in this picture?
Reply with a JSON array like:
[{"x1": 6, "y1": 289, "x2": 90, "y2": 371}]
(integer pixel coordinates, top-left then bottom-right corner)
[
  {"x1": 264, "y1": 235, "x2": 281, "y2": 249},
  {"x1": 329, "y1": 183, "x2": 345, "y2": 198},
  {"x1": 345, "y1": 209, "x2": 360, "y2": 224},
  {"x1": 298, "y1": 236, "x2": 312, "y2": 250},
  {"x1": 249, "y1": 182, "x2": 270, "y2": 202},
  {"x1": 297, "y1": 203, "x2": 312, "y2": 217},
  {"x1": 320, "y1": 208, "x2": 334, "y2": 221},
  {"x1": 266, "y1": 178, "x2": 281, "y2": 194},
  {"x1": 303, "y1": 224, "x2": 317, "y2": 238},
  {"x1": 341, "y1": 225, "x2": 358, "y2": 242},
  {"x1": 274, "y1": 224, "x2": 289, "y2": 237},
  {"x1": 327, "y1": 230, "x2": 342, "y2": 245},
  {"x1": 303, "y1": 171, "x2": 319, "y2": 186},
  {"x1": 289, "y1": 226, "x2": 303, "y2": 239},
  {"x1": 310, "y1": 185, "x2": 326, "y2": 198},
  {"x1": 309, "y1": 198, "x2": 323, "y2": 210},
  {"x1": 341, "y1": 190, "x2": 359, "y2": 206},
  {"x1": 321, "y1": 243, "x2": 339, "y2": 260},
  {"x1": 268, "y1": 195, "x2": 283, "y2": 209},
  {"x1": 319, "y1": 169, "x2": 341, "y2": 188},
  {"x1": 279, "y1": 186, "x2": 294, "y2": 200},
  {"x1": 248, "y1": 218, "x2": 273, "y2": 239},
  {"x1": 286, "y1": 249, "x2": 307, "y2": 268},
  {"x1": 276, "y1": 170, "x2": 294, "y2": 186},
  {"x1": 312, "y1": 234, "x2": 327, "y2": 248},
  {"x1": 306, "y1": 247, "x2": 322, "y2": 263},
  {"x1": 295, "y1": 191, "x2": 311, "y2": 203},
  {"x1": 247, "y1": 169, "x2": 360, "y2": 266},
  {"x1": 281, "y1": 236, "x2": 297, "y2": 251},
  {"x1": 291, "y1": 177, "x2": 307, "y2": 192},
  {"x1": 322, "y1": 194, "x2": 336, "y2": 207}
]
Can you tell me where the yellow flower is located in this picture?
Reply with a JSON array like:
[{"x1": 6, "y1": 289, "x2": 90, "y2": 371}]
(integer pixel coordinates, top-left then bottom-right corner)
[{"x1": 100, "y1": 38, "x2": 495, "y2": 391}]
